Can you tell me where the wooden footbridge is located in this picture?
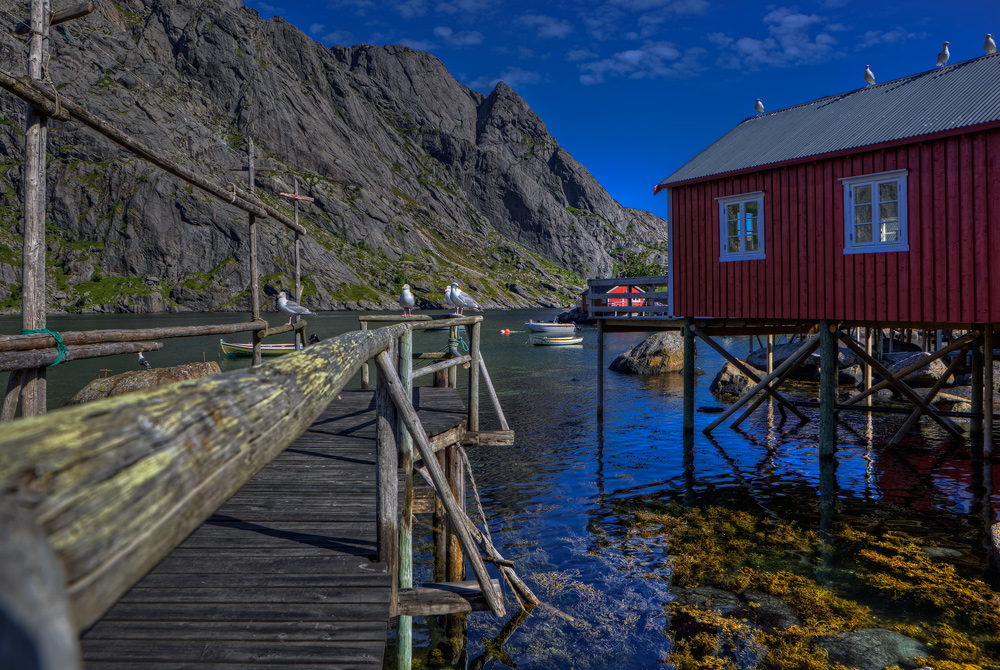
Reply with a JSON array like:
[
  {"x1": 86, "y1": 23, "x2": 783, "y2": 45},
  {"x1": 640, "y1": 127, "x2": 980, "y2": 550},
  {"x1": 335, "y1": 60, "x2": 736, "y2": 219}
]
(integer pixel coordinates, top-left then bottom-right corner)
[{"x1": 0, "y1": 316, "x2": 534, "y2": 669}]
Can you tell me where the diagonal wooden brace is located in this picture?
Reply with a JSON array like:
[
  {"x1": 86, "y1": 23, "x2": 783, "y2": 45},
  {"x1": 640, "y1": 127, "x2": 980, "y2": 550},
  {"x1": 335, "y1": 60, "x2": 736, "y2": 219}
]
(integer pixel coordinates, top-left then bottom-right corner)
[
  {"x1": 887, "y1": 343, "x2": 971, "y2": 447},
  {"x1": 836, "y1": 332, "x2": 964, "y2": 438},
  {"x1": 375, "y1": 350, "x2": 506, "y2": 617},
  {"x1": 691, "y1": 325, "x2": 808, "y2": 423},
  {"x1": 732, "y1": 337, "x2": 820, "y2": 429},
  {"x1": 839, "y1": 331, "x2": 978, "y2": 409},
  {"x1": 705, "y1": 334, "x2": 820, "y2": 434}
]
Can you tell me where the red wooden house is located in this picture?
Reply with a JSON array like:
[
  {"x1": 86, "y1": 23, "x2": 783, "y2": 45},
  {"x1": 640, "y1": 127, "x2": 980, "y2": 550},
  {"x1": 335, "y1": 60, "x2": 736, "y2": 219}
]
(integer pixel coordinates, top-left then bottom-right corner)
[{"x1": 655, "y1": 52, "x2": 1000, "y2": 326}]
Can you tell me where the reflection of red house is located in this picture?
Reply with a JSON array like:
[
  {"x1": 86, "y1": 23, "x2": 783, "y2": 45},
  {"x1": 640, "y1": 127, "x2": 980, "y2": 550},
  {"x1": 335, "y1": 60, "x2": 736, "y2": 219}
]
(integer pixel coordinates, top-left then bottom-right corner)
[{"x1": 582, "y1": 285, "x2": 646, "y2": 313}]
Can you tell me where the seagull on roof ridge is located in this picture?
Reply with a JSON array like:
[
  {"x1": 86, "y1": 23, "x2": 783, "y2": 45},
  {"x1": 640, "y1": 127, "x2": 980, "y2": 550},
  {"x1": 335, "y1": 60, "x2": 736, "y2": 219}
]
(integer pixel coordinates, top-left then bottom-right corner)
[
  {"x1": 754, "y1": 98, "x2": 764, "y2": 114},
  {"x1": 936, "y1": 41, "x2": 951, "y2": 67},
  {"x1": 277, "y1": 291, "x2": 315, "y2": 326},
  {"x1": 399, "y1": 283, "x2": 415, "y2": 316},
  {"x1": 863, "y1": 65, "x2": 875, "y2": 86},
  {"x1": 986, "y1": 34, "x2": 997, "y2": 54}
]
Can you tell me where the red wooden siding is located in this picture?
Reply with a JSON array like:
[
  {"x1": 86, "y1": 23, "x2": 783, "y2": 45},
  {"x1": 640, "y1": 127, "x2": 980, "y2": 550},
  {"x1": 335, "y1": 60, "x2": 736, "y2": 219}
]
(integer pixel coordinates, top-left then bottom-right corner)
[{"x1": 670, "y1": 128, "x2": 1000, "y2": 324}]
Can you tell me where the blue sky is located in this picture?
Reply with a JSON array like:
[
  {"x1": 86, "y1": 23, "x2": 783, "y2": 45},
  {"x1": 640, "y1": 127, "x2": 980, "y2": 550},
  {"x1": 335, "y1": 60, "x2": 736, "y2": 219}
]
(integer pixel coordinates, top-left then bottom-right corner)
[{"x1": 243, "y1": 0, "x2": 996, "y2": 220}]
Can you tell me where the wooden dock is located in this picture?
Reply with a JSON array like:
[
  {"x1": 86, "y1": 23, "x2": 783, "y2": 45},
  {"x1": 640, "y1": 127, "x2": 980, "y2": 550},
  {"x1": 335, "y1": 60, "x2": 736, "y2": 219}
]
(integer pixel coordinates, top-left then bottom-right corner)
[{"x1": 79, "y1": 388, "x2": 468, "y2": 668}]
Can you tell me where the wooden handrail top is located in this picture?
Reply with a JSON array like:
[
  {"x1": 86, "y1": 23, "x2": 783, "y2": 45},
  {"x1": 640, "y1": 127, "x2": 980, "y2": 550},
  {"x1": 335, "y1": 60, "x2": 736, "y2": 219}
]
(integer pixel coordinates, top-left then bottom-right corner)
[
  {"x1": 0, "y1": 321, "x2": 268, "y2": 353},
  {"x1": 0, "y1": 323, "x2": 406, "y2": 632},
  {"x1": 412, "y1": 355, "x2": 473, "y2": 380},
  {"x1": 359, "y1": 315, "x2": 483, "y2": 329},
  {"x1": 256, "y1": 320, "x2": 306, "y2": 338}
]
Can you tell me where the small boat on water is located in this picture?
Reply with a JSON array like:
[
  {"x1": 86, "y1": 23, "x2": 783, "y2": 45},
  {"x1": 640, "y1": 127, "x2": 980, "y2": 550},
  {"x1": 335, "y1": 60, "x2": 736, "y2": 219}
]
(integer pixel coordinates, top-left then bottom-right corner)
[
  {"x1": 529, "y1": 334, "x2": 583, "y2": 346},
  {"x1": 524, "y1": 320, "x2": 577, "y2": 334},
  {"x1": 219, "y1": 340, "x2": 297, "y2": 357}
]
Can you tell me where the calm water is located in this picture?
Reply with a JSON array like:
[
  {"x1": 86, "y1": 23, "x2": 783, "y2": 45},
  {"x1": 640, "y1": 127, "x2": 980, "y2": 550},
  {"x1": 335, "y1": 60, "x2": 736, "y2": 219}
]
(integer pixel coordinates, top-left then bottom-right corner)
[{"x1": 6, "y1": 310, "x2": 999, "y2": 668}]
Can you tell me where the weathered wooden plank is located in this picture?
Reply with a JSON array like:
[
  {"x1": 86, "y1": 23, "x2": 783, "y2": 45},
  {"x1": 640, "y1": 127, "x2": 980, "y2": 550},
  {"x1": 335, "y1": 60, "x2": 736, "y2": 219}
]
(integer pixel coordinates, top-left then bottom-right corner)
[
  {"x1": 80, "y1": 638, "x2": 386, "y2": 664},
  {"x1": 397, "y1": 579, "x2": 501, "y2": 616},
  {"x1": 83, "y1": 619, "x2": 386, "y2": 641},
  {"x1": 96, "y1": 601, "x2": 388, "y2": 622},
  {"x1": 0, "y1": 325, "x2": 405, "y2": 630},
  {"x1": 0, "y1": 321, "x2": 266, "y2": 353}
]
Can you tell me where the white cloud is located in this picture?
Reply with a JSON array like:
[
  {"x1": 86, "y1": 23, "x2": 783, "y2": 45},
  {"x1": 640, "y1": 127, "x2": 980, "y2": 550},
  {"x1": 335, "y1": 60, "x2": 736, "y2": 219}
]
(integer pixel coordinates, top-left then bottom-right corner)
[
  {"x1": 252, "y1": 0, "x2": 283, "y2": 13},
  {"x1": 712, "y1": 7, "x2": 839, "y2": 68},
  {"x1": 436, "y1": 0, "x2": 493, "y2": 14},
  {"x1": 517, "y1": 13, "x2": 574, "y2": 39},
  {"x1": 566, "y1": 48, "x2": 599, "y2": 61},
  {"x1": 857, "y1": 28, "x2": 925, "y2": 49},
  {"x1": 468, "y1": 67, "x2": 542, "y2": 91},
  {"x1": 608, "y1": 0, "x2": 707, "y2": 11},
  {"x1": 577, "y1": 41, "x2": 705, "y2": 83},
  {"x1": 309, "y1": 23, "x2": 325, "y2": 36},
  {"x1": 433, "y1": 25, "x2": 483, "y2": 46},
  {"x1": 395, "y1": 0, "x2": 428, "y2": 18}
]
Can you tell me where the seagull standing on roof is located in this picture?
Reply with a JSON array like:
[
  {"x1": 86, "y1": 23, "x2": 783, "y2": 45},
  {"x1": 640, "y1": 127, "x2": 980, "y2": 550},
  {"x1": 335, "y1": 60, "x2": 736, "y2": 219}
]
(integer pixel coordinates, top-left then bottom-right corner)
[
  {"x1": 277, "y1": 291, "x2": 315, "y2": 326},
  {"x1": 399, "y1": 283, "x2": 415, "y2": 316},
  {"x1": 449, "y1": 282, "x2": 481, "y2": 315},
  {"x1": 754, "y1": 98, "x2": 764, "y2": 114},
  {"x1": 986, "y1": 34, "x2": 997, "y2": 54},
  {"x1": 863, "y1": 65, "x2": 875, "y2": 86},
  {"x1": 937, "y1": 41, "x2": 951, "y2": 67},
  {"x1": 138, "y1": 352, "x2": 151, "y2": 369}
]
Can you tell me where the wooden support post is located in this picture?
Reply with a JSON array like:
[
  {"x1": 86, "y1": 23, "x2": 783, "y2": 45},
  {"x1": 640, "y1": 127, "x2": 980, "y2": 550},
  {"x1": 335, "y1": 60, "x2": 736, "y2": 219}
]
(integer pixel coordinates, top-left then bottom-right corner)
[
  {"x1": 0, "y1": 496, "x2": 81, "y2": 669},
  {"x1": 468, "y1": 321, "x2": 480, "y2": 432},
  {"x1": 361, "y1": 321, "x2": 370, "y2": 389},
  {"x1": 396, "y1": 328, "x2": 413, "y2": 670},
  {"x1": 247, "y1": 139, "x2": 262, "y2": 366},
  {"x1": 448, "y1": 326, "x2": 458, "y2": 388},
  {"x1": 986, "y1": 325, "x2": 994, "y2": 459},
  {"x1": 888, "y1": 343, "x2": 970, "y2": 447},
  {"x1": 376, "y1": 350, "x2": 505, "y2": 617},
  {"x1": 819, "y1": 322, "x2": 838, "y2": 459},
  {"x1": 972, "y1": 332, "x2": 985, "y2": 454},
  {"x1": 376, "y1": 345, "x2": 398, "y2": 605},
  {"x1": 293, "y1": 180, "x2": 302, "y2": 350},
  {"x1": 597, "y1": 319, "x2": 604, "y2": 420},
  {"x1": 767, "y1": 334, "x2": 773, "y2": 375},
  {"x1": 731, "y1": 336, "x2": 819, "y2": 428},
  {"x1": 683, "y1": 318, "x2": 695, "y2": 433},
  {"x1": 446, "y1": 444, "x2": 465, "y2": 582},
  {"x1": 864, "y1": 327, "x2": 873, "y2": 407},
  {"x1": 2, "y1": 370, "x2": 23, "y2": 421},
  {"x1": 21, "y1": 0, "x2": 51, "y2": 416},
  {"x1": 433, "y1": 451, "x2": 447, "y2": 583}
]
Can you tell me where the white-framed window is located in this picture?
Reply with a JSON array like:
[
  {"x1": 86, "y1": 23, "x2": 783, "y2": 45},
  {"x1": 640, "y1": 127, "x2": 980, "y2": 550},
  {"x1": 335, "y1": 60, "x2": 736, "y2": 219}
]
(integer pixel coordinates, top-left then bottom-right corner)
[
  {"x1": 717, "y1": 191, "x2": 765, "y2": 262},
  {"x1": 841, "y1": 169, "x2": 908, "y2": 254}
]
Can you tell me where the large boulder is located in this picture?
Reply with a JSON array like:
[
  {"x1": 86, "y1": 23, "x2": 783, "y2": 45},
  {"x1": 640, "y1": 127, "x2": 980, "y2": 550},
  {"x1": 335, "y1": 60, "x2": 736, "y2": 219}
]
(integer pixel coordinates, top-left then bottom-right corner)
[
  {"x1": 609, "y1": 332, "x2": 687, "y2": 375},
  {"x1": 65, "y1": 361, "x2": 222, "y2": 405},
  {"x1": 886, "y1": 353, "x2": 950, "y2": 388},
  {"x1": 815, "y1": 629, "x2": 929, "y2": 670},
  {"x1": 710, "y1": 362, "x2": 765, "y2": 398}
]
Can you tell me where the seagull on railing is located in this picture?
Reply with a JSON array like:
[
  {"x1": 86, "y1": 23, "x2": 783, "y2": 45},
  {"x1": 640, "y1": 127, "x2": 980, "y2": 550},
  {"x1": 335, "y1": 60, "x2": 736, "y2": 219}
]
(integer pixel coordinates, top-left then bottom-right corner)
[
  {"x1": 399, "y1": 283, "x2": 415, "y2": 316},
  {"x1": 277, "y1": 291, "x2": 315, "y2": 326},
  {"x1": 449, "y1": 282, "x2": 481, "y2": 315},
  {"x1": 138, "y1": 352, "x2": 151, "y2": 369},
  {"x1": 937, "y1": 41, "x2": 951, "y2": 66}
]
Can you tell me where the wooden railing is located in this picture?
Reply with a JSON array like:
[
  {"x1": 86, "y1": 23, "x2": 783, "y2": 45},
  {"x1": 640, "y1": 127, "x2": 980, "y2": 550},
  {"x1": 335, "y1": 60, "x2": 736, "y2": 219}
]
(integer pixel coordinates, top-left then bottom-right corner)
[
  {"x1": 0, "y1": 317, "x2": 524, "y2": 668},
  {"x1": 586, "y1": 275, "x2": 671, "y2": 318}
]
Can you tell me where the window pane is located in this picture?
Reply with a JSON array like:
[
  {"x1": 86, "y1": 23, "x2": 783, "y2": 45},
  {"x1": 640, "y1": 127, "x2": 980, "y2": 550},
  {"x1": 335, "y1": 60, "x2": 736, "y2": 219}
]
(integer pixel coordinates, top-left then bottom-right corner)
[
  {"x1": 727, "y1": 204, "x2": 740, "y2": 220},
  {"x1": 727, "y1": 236, "x2": 741, "y2": 253},
  {"x1": 855, "y1": 223, "x2": 873, "y2": 244},
  {"x1": 854, "y1": 184, "x2": 871, "y2": 204},
  {"x1": 745, "y1": 200, "x2": 758, "y2": 217},
  {"x1": 745, "y1": 211, "x2": 757, "y2": 236},
  {"x1": 879, "y1": 181, "x2": 897, "y2": 203},
  {"x1": 854, "y1": 203, "x2": 872, "y2": 224},
  {"x1": 746, "y1": 234, "x2": 758, "y2": 252},
  {"x1": 727, "y1": 220, "x2": 739, "y2": 237}
]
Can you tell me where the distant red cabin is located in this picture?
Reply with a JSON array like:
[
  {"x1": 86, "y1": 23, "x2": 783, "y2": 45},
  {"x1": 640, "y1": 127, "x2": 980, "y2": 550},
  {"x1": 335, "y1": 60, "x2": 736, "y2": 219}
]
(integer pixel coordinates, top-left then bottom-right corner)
[
  {"x1": 655, "y1": 53, "x2": 1000, "y2": 325},
  {"x1": 582, "y1": 285, "x2": 646, "y2": 313}
]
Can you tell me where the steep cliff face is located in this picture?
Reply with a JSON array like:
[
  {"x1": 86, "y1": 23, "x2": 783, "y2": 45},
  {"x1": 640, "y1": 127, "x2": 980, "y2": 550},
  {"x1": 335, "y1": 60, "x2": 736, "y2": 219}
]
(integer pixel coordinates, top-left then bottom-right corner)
[{"x1": 0, "y1": 0, "x2": 665, "y2": 313}]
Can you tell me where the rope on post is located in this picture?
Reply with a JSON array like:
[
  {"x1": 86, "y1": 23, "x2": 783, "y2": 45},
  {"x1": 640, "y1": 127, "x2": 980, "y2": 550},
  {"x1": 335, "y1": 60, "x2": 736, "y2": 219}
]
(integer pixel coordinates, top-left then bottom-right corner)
[{"x1": 19, "y1": 329, "x2": 68, "y2": 366}]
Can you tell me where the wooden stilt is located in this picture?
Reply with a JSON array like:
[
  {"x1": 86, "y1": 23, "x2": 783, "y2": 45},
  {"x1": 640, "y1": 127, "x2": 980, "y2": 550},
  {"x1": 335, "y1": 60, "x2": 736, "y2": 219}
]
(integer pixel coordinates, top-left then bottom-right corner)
[
  {"x1": 767, "y1": 334, "x2": 773, "y2": 375},
  {"x1": 446, "y1": 443, "x2": 465, "y2": 582},
  {"x1": 597, "y1": 319, "x2": 604, "y2": 420},
  {"x1": 448, "y1": 326, "x2": 458, "y2": 388},
  {"x1": 683, "y1": 318, "x2": 695, "y2": 433},
  {"x1": 247, "y1": 139, "x2": 262, "y2": 367},
  {"x1": 691, "y1": 326, "x2": 808, "y2": 422},
  {"x1": 376, "y1": 341, "x2": 399, "y2": 612},
  {"x1": 468, "y1": 321, "x2": 480, "y2": 432},
  {"x1": 819, "y1": 321, "x2": 838, "y2": 459},
  {"x1": 2, "y1": 370, "x2": 23, "y2": 421},
  {"x1": 705, "y1": 334, "x2": 820, "y2": 434},
  {"x1": 837, "y1": 332, "x2": 964, "y2": 438},
  {"x1": 433, "y1": 450, "x2": 447, "y2": 583},
  {"x1": 360, "y1": 321, "x2": 370, "y2": 389},
  {"x1": 293, "y1": 179, "x2": 303, "y2": 350},
  {"x1": 972, "y1": 333, "x2": 984, "y2": 454},
  {"x1": 986, "y1": 325, "x2": 994, "y2": 459},
  {"x1": 864, "y1": 327, "x2": 873, "y2": 407},
  {"x1": 396, "y1": 328, "x2": 413, "y2": 670}
]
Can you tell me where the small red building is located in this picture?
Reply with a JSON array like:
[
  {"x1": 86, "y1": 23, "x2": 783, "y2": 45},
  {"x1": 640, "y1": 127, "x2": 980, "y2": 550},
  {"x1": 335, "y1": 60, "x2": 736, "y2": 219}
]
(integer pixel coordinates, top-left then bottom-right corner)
[{"x1": 655, "y1": 53, "x2": 1000, "y2": 325}]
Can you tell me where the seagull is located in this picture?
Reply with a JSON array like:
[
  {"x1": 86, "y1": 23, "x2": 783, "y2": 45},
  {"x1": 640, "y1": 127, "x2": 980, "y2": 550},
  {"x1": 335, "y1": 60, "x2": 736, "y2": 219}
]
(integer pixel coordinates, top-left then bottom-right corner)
[
  {"x1": 399, "y1": 283, "x2": 415, "y2": 316},
  {"x1": 754, "y1": 98, "x2": 764, "y2": 114},
  {"x1": 936, "y1": 41, "x2": 951, "y2": 67},
  {"x1": 863, "y1": 64, "x2": 875, "y2": 86},
  {"x1": 449, "y1": 282, "x2": 481, "y2": 315},
  {"x1": 986, "y1": 34, "x2": 997, "y2": 54},
  {"x1": 443, "y1": 285, "x2": 459, "y2": 315},
  {"x1": 277, "y1": 291, "x2": 315, "y2": 326},
  {"x1": 138, "y1": 352, "x2": 151, "y2": 369}
]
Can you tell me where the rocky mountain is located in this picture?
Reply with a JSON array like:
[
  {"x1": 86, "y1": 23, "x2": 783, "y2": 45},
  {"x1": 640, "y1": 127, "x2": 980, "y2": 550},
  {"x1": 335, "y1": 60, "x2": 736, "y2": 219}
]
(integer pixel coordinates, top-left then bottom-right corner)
[{"x1": 0, "y1": 0, "x2": 666, "y2": 313}]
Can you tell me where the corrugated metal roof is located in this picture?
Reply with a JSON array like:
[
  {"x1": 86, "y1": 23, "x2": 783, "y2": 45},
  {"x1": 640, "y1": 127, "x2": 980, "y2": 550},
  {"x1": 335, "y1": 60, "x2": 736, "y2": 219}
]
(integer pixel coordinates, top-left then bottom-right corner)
[{"x1": 659, "y1": 53, "x2": 1000, "y2": 187}]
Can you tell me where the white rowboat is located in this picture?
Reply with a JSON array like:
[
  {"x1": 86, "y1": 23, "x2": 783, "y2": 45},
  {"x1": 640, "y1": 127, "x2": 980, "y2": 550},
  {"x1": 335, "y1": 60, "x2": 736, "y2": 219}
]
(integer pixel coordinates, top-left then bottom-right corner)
[
  {"x1": 524, "y1": 320, "x2": 577, "y2": 334},
  {"x1": 529, "y1": 334, "x2": 583, "y2": 346}
]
